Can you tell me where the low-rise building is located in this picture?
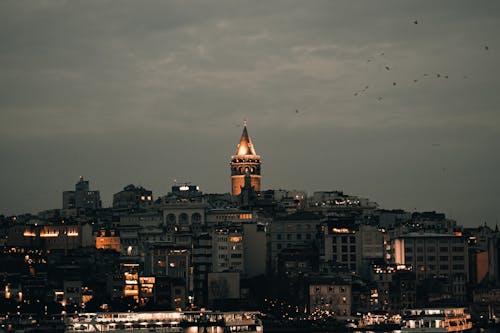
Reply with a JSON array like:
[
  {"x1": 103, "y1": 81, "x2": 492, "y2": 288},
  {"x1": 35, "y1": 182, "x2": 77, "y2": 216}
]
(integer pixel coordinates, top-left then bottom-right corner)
[
  {"x1": 212, "y1": 226, "x2": 244, "y2": 273},
  {"x1": 392, "y1": 232, "x2": 468, "y2": 302},
  {"x1": 113, "y1": 184, "x2": 153, "y2": 211},
  {"x1": 63, "y1": 177, "x2": 101, "y2": 212},
  {"x1": 7, "y1": 223, "x2": 93, "y2": 250},
  {"x1": 308, "y1": 278, "x2": 352, "y2": 319},
  {"x1": 269, "y1": 212, "x2": 322, "y2": 273},
  {"x1": 95, "y1": 229, "x2": 120, "y2": 252}
]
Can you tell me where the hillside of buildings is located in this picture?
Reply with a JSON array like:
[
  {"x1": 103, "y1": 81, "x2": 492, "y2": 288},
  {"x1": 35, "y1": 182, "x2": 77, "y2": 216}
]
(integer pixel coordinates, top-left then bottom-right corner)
[{"x1": 1, "y1": 177, "x2": 499, "y2": 324}]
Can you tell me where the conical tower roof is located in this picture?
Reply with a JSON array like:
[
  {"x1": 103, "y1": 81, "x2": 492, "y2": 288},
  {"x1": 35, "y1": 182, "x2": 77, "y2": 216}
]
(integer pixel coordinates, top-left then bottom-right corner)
[{"x1": 235, "y1": 124, "x2": 257, "y2": 156}]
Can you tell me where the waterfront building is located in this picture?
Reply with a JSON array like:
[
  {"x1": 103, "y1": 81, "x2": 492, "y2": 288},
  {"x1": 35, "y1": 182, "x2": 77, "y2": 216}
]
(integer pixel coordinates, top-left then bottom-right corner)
[
  {"x1": 60, "y1": 280, "x2": 82, "y2": 308},
  {"x1": 308, "y1": 278, "x2": 352, "y2": 319},
  {"x1": 154, "y1": 276, "x2": 187, "y2": 309},
  {"x1": 391, "y1": 269, "x2": 417, "y2": 309},
  {"x1": 371, "y1": 264, "x2": 415, "y2": 310},
  {"x1": 392, "y1": 232, "x2": 468, "y2": 302}
]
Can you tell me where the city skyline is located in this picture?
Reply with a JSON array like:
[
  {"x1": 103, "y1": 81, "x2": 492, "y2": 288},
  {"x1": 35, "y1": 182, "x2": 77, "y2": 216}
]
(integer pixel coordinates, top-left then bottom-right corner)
[{"x1": 1, "y1": 1, "x2": 499, "y2": 226}]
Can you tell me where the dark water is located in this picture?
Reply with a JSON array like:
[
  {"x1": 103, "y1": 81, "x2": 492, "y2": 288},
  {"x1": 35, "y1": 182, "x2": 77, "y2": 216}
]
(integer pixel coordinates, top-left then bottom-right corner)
[{"x1": 310, "y1": 330, "x2": 497, "y2": 333}]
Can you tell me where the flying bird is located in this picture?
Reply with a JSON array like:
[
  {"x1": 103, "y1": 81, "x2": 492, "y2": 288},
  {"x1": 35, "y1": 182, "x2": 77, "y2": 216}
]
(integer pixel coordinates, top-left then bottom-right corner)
[
  {"x1": 393, "y1": 82, "x2": 397, "y2": 86},
  {"x1": 436, "y1": 73, "x2": 441, "y2": 78},
  {"x1": 423, "y1": 73, "x2": 429, "y2": 77},
  {"x1": 380, "y1": 52, "x2": 385, "y2": 56},
  {"x1": 444, "y1": 75, "x2": 449, "y2": 79},
  {"x1": 414, "y1": 79, "x2": 418, "y2": 83},
  {"x1": 295, "y1": 109, "x2": 299, "y2": 114},
  {"x1": 385, "y1": 66, "x2": 390, "y2": 70},
  {"x1": 485, "y1": 45, "x2": 489, "y2": 51},
  {"x1": 413, "y1": 20, "x2": 418, "y2": 24},
  {"x1": 377, "y1": 96, "x2": 383, "y2": 101}
]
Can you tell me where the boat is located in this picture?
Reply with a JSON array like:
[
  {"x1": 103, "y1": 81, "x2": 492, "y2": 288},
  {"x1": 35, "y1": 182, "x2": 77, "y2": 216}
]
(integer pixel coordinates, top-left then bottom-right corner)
[
  {"x1": 401, "y1": 308, "x2": 473, "y2": 332},
  {"x1": 64, "y1": 310, "x2": 263, "y2": 333},
  {"x1": 356, "y1": 312, "x2": 401, "y2": 331}
]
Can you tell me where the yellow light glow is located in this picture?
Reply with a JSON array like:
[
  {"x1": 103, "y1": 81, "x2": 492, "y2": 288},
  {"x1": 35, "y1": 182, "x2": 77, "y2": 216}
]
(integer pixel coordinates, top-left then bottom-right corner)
[
  {"x1": 237, "y1": 144, "x2": 248, "y2": 156},
  {"x1": 124, "y1": 290, "x2": 139, "y2": 297},
  {"x1": 40, "y1": 231, "x2": 59, "y2": 237},
  {"x1": 331, "y1": 228, "x2": 350, "y2": 233},
  {"x1": 230, "y1": 236, "x2": 242, "y2": 243},
  {"x1": 23, "y1": 231, "x2": 36, "y2": 237},
  {"x1": 139, "y1": 277, "x2": 155, "y2": 284},
  {"x1": 123, "y1": 263, "x2": 139, "y2": 267}
]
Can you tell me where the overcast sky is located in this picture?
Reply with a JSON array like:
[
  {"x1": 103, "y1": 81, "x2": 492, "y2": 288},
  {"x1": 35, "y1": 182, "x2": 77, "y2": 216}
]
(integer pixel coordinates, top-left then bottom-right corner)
[{"x1": 1, "y1": 1, "x2": 499, "y2": 226}]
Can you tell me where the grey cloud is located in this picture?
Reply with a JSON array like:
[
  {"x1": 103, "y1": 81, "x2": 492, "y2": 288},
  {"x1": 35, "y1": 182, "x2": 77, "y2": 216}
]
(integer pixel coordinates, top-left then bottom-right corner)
[{"x1": 0, "y1": 1, "x2": 499, "y2": 225}]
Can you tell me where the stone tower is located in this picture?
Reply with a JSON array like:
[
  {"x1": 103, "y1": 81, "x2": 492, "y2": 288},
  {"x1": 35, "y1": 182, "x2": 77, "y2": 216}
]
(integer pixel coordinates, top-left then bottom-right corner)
[{"x1": 230, "y1": 122, "x2": 261, "y2": 195}]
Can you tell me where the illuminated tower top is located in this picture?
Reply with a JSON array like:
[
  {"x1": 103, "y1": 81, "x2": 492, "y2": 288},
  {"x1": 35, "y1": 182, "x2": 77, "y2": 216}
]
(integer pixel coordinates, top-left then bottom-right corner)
[
  {"x1": 230, "y1": 122, "x2": 261, "y2": 196},
  {"x1": 235, "y1": 123, "x2": 257, "y2": 156}
]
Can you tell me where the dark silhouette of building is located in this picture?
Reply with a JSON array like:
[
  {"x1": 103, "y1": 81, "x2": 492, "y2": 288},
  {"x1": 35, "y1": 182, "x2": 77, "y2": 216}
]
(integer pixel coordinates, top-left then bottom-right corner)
[
  {"x1": 63, "y1": 176, "x2": 101, "y2": 212},
  {"x1": 112, "y1": 184, "x2": 153, "y2": 211}
]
